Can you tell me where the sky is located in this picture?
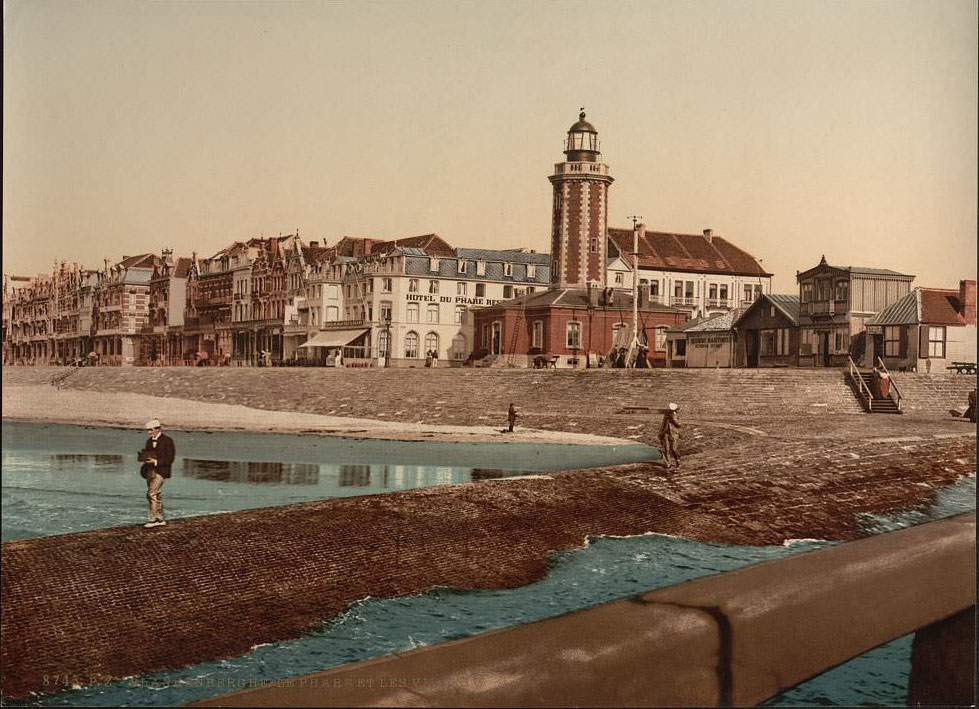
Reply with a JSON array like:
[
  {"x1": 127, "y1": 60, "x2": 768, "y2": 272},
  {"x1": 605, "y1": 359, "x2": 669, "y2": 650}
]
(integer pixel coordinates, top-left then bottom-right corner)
[{"x1": 3, "y1": 0, "x2": 976, "y2": 292}]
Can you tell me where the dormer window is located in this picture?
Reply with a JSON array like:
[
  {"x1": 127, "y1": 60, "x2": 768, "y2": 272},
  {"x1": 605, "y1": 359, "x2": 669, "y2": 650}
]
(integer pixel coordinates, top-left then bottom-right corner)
[
  {"x1": 458, "y1": 260, "x2": 467, "y2": 274},
  {"x1": 476, "y1": 261, "x2": 486, "y2": 276},
  {"x1": 527, "y1": 264, "x2": 536, "y2": 278},
  {"x1": 429, "y1": 258, "x2": 440, "y2": 272},
  {"x1": 503, "y1": 263, "x2": 513, "y2": 277}
]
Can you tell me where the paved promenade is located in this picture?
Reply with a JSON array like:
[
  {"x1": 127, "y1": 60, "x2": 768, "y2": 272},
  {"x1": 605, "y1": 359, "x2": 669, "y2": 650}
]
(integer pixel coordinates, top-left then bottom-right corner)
[{"x1": 0, "y1": 367, "x2": 975, "y2": 700}]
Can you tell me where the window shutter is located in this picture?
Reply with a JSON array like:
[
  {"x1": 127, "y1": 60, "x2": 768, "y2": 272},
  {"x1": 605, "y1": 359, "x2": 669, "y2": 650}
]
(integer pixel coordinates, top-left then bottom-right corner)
[{"x1": 917, "y1": 326, "x2": 927, "y2": 358}]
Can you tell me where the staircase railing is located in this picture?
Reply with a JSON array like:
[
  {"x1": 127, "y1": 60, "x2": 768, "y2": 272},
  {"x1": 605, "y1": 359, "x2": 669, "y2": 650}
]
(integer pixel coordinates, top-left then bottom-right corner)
[
  {"x1": 50, "y1": 359, "x2": 83, "y2": 390},
  {"x1": 876, "y1": 356, "x2": 902, "y2": 413},
  {"x1": 847, "y1": 356, "x2": 873, "y2": 412}
]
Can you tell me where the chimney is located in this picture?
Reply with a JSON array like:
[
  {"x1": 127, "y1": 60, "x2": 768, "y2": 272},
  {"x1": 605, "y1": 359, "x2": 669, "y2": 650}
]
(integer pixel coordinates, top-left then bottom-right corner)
[
  {"x1": 959, "y1": 279, "x2": 977, "y2": 325},
  {"x1": 309, "y1": 240, "x2": 319, "y2": 248},
  {"x1": 703, "y1": 228, "x2": 713, "y2": 244}
]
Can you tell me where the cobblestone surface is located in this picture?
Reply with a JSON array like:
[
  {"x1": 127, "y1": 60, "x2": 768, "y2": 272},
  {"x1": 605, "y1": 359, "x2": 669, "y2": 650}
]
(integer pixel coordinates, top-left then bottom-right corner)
[{"x1": 1, "y1": 366, "x2": 975, "y2": 699}]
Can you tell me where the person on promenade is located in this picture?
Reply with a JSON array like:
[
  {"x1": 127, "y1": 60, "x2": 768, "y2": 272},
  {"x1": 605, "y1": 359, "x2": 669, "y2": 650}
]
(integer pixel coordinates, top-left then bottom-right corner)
[
  {"x1": 431, "y1": 349, "x2": 438, "y2": 368},
  {"x1": 139, "y1": 419, "x2": 175, "y2": 528},
  {"x1": 658, "y1": 403, "x2": 681, "y2": 469},
  {"x1": 874, "y1": 366, "x2": 890, "y2": 399},
  {"x1": 508, "y1": 403, "x2": 518, "y2": 432},
  {"x1": 967, "y1": 389, "x2": 976, "y2": 424}
]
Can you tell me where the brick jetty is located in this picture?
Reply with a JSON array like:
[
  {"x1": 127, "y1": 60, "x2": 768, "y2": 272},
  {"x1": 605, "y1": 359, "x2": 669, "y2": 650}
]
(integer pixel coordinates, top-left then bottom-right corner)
[{"x1": 1, "y1": 367, "x2": 975, "y2": 700}]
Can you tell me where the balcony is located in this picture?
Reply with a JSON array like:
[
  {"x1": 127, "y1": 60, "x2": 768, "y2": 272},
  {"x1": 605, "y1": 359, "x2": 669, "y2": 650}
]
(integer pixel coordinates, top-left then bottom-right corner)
[
  {"x1": 803, "y1": 299, "x2": 849, "y2": 316},
  {"x1": 706, "y1": 298, "x2": 732, "y2": 309}
]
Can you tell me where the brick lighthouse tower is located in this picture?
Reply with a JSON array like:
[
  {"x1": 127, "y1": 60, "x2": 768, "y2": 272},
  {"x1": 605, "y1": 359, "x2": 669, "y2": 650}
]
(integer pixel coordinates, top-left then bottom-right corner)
[{"x1": 548, "y1": 111, "x2": 614, "y2": 288}]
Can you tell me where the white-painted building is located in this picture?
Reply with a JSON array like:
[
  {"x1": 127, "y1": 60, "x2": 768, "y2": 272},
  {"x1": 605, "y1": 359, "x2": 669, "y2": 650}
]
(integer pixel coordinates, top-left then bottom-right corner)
[{"x1": 606, "y1": 227, "x2": 771, "y2": 318}]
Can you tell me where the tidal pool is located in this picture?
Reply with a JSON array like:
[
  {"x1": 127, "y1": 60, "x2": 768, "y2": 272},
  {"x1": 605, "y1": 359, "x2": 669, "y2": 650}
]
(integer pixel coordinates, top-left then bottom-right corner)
[{"x1": 1, "y1": 420, "x2": 659, "y2": 541}]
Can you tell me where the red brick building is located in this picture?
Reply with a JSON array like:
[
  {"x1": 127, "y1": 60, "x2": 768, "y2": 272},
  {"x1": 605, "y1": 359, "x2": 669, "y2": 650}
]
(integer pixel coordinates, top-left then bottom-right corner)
[{"x1": 472, "y1": 287, "x2": 686, "y2": 368}]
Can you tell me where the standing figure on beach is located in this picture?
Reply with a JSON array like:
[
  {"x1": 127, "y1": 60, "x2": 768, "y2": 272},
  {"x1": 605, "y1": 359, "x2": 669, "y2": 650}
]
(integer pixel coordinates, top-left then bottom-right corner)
[
  {"x1": 139, "y1": 419, "x2": 175, "y2": 528},
  {"x1": 658, "y1": 403, "x2": 681, "y2": 469},
  {"x1": 507, "y1": 403, "x2": 517, "y2": 432}
]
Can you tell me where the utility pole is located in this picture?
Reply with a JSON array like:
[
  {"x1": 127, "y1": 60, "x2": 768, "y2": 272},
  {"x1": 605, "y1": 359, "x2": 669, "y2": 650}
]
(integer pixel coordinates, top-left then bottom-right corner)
[{"x1": 627, "y1": 216, "x2": 643, "y2": 366}]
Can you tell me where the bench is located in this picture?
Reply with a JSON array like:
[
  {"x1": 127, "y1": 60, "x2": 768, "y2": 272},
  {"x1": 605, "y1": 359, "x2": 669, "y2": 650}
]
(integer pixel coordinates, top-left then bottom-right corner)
[{"x1": 948, "y1": 362, "x2": 977, "y2": 375}]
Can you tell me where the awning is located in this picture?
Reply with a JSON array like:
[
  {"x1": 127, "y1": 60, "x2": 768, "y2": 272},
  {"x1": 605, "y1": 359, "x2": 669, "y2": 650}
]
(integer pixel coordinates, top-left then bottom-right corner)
[{"x1": 300, "y1": 329, "x2": 369, "y2": 348}]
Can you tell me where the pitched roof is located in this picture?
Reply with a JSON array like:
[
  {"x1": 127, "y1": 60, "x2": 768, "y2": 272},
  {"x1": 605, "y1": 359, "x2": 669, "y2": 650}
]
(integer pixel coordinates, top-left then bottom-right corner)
[
  {"x1": 607, "y1": 228, "x2": 770, "y2": 277},
  {"x1": 455, "y1": 248, "x2": 550, "y2": 265},
  {"x1": 866, "y1": 287, "x2": 966, "y2": 326},
  {"x1": 118, "y1": 253, "x2": 156, "y2": 269},
  {"x1": 797, "y1": 256, "x2": 913, "y2": 280},
  {"x1": 477, "y1": 286, "x2": 683, "y2": 313},
  {"x1": 669, "y1": 311, "x2": 738, "y2": 333},
  {"x1": 372, "y1": 234, "x2": 455, "y2": 258},
  {"x1": 172, "y1": 257, "x2": 193, "y2": 279},
  {"x1": 302, "y1": 245, "x2": 336, "y2": 265}
]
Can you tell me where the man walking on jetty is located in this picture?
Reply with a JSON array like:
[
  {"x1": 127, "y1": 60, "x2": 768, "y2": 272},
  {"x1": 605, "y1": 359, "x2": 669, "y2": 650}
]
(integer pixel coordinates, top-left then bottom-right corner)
[
  {"x1": 658, "y1": 403, "x2": 681, "y2": 469},
  {"x1": 507, "y1": 403, "x2": 518, "y2": 433},
  {"x1": 139, "y1": 419, "x2": 175, "y2": 528}
]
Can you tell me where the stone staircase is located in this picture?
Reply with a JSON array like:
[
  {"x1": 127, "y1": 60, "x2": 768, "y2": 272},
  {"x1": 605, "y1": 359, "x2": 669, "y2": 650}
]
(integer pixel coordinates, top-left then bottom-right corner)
[{"x1": 851, "y1": 370, "x2": 901, "y2": 414}]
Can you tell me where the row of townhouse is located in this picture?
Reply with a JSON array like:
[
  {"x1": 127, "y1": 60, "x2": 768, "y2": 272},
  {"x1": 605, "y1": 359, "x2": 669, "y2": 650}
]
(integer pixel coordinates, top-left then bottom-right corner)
[{"x1": 2, "y1": 233, "x2": 550, "y2": 368}]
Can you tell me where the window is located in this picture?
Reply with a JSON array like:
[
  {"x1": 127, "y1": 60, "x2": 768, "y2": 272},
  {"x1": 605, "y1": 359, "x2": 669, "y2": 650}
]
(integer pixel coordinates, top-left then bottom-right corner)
[
  {"x1": 566, "y1": 321, "x2": 582, "y2": 348},
  {"x1": 532, "y1": 321, "x2": 543, "y2": 349},
  {"x1": 454, "y1": 306, "x2": 466, "y2": 324},
  {"x1": 476, "y1": 261, "x2": 486, "y2": 276},
  {"x1": 404, "y1": 331, "x2": 419, "y2": 358},
  {"x1": 429, "y1": 258, "x2": 440, "y2": 272},
  {"x1": 458, "y1": 260, "x2": 467, "y2": 274},
  {"x1": 674, "y1": 281, "x2": 684, "y2": 298},
  {"x1": 381, "y1": 277, "x2": 392, "y2": 293},
  {"x1": 527, "y1": 264, "x2": 536, "y2": 278},
  {"x1": 801, "y1": 283, "x2": 812, "y2": 302},
  {"x1": 754, "y1": 284, "x2": 762, "y2": 298},
  {"x1": 481, "y1": 324, "x2": 489, "y2": 349},
  {"x1": 762, "y1": 330, "x2": 776, "y2": 356},
  {"x1": 685, "y1": 281, "x2": 695, "y2": 298},
  {"x1": 719, "y1": 285, "x2": 728, "y2": 300},
  {"x1": 836, "y1": 280, "x2": 848, "y2": 301},
  {"x1": 326, "y1": 306, "x2": 339, "y2": 321},
  {"x1": 526, "y1": 286, "x2": 535, "y2": 294},
  {"x1": 407, "y1": 303, "x2": 420, "y2": 323},
  {"x1": 615, "y1": 272, "x2": 624, "y2": 286},
  {"x1": 475, "y1": 283, "x2": 485, "y2": 297},
  {"x1": 378, "y1": 330, "x2": 390, "y2": 357},
  {"x1": 491, "y1": 321, "x2": 502, "y2": 355},
  {"x1": 429, "y1": 280, "x2": 439, "y2": 295},
  {"x1": 457, "y1": 282, "x2": 467, "y2": 296},
  {"x1": 589, "y1": 236, "x2": 599, "y2": 253},
  {"x1": 504, "y1": 285, "x2": 513, "y2": 299},
  {"x1": 778, "y1": 329, "x2": 789, "y2": 356},
  {"x1": 708, "y1": 284, "x2": 717, "y2": 299},
  {"x1": 424, "y1": 332, "x2": 439, "y2": 356},
  {"x1": 649, "y1": 281, "x2": 659, "y2": 296},
  {"x1": 426, "y1": 304, "x2": 439, "y2": 323},
  {"x1": 884, "y1": 325, "x2": 901, "y2": 356},
  {"x1": 380, "y1": 301, "x2": 392, "y2": 323},
  {"x1": 654, "y1": 327, "x2": 667, "y2": 351},
  {"x1": 675, "y1": 339, "x2": 687, "y2": 356},
  {"x1": 504, "y1": 263, "x2": 513, "y2": 277},
  {"x1": 408, "y1": 279, "x2": 419, "y2": 293},
  {"x1": 926, "y1": 326, "x2": 946, "y2": 358},
  {"x1": 451, "y1": 334, "x2": 467, "y2": 360}
]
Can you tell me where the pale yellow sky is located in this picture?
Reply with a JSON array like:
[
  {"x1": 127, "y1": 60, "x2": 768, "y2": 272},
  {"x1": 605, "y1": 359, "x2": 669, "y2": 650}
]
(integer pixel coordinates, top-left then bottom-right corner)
[{"x1": 3, "y1": 0, "x2": 976, "y2": 292}]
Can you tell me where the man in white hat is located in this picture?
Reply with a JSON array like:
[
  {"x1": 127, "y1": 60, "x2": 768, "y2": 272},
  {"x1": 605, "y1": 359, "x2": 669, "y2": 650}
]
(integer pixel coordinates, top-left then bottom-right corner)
[
  {"x1": 658, "y1": 403, "x2": 681, "y2": 469},
  {"x1": 139, "y1": 419, "x2": 176, "y2": 528}
]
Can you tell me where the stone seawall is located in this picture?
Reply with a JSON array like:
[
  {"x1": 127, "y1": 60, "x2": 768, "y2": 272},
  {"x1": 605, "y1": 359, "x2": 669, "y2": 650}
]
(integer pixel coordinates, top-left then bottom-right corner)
[{"x1": 1, "y1": 366, "x2": 975, "y2": 700}]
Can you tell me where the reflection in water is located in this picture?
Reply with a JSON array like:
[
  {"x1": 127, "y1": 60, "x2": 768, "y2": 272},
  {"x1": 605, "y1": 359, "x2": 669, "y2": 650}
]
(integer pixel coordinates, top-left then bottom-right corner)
[
  {"x1": 181, "y1": 459, "x2": 319, "y2": 485},
  {"x1": 48, "y1": 454, "x2": 125, "y2": 471},
  {"x1": 470, "y1": 468, "x2": 510, "y2": 480},
  {"x1": 338, "y1": 465, "x2": 370, "y2": 487}
]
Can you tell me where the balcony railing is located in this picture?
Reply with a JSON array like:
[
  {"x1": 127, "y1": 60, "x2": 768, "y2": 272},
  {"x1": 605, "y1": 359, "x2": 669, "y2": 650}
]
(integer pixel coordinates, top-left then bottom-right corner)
[
  {"x1": 671, "y1": 296, "x2": 698, "y2": 307},
  {"x1": 706, "y1": 298, "x2": 731, "y2": 309}
]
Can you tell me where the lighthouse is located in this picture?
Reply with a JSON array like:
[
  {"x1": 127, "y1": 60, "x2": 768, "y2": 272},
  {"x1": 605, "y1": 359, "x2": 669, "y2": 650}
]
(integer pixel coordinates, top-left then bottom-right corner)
[{"x1": 548, "y1": 111, "x2": 614, "y2": 288}]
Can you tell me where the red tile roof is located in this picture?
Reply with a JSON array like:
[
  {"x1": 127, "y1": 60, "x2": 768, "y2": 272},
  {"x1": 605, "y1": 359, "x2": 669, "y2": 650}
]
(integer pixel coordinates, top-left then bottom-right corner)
[
  {"x1": 919, "y1": 288, "x2": 966, "y2": 325},
  {"x1": 607, "y1": 228, "x2": 770, "y2": 277},
  {"x1": 118, "y1": 253, "x2": 156, "y2": 269},
  {"x1": 372, "y1": 233, "x2": 456, "y2": 258}
]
